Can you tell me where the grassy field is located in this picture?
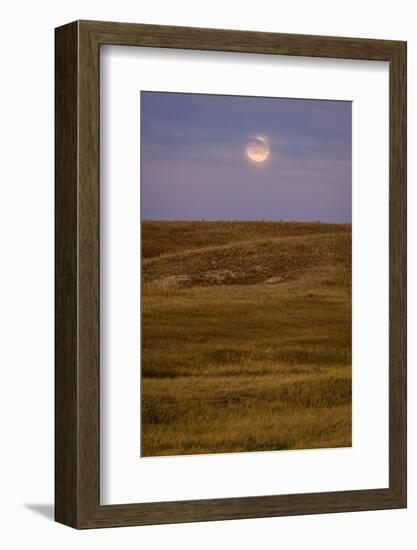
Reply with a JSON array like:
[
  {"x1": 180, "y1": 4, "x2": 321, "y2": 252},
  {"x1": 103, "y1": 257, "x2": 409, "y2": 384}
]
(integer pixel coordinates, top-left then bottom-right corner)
[{"x1": 141, "y1": 221, "x2": 352, "y2": 457}]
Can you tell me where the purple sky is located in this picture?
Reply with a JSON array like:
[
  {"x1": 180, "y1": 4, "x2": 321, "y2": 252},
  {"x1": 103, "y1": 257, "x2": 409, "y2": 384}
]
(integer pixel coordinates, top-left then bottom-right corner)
[{"x1": 141, "y1": 92, "x2": 352, "y2": 222}]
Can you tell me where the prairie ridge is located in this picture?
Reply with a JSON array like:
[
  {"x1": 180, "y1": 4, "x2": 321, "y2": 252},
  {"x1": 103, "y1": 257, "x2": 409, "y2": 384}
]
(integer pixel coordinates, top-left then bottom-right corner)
[{"x1": 141, "y1": 221, "x2": 352, "y2": 457}]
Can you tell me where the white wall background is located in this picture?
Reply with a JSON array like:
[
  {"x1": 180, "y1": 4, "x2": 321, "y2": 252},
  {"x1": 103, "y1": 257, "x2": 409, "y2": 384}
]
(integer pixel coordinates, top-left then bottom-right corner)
[{"x1": 0, "y1": 0, "x2": 415, "y2": 547}]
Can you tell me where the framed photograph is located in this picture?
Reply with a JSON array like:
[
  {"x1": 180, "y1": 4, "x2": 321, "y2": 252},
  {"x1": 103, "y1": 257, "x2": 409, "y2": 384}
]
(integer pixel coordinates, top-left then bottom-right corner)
[{"x1": 55, "y1": 20, "x2": 407, "y2": 528}]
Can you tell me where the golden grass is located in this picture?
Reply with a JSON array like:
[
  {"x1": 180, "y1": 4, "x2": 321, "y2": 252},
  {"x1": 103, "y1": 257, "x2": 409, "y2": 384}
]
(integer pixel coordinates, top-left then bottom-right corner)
[{"x1": 141, "y1": 221, "x2": 352, "y2": 457}]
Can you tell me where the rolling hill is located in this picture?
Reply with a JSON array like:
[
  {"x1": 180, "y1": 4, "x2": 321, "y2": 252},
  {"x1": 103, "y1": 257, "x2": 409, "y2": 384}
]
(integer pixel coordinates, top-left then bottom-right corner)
[{"x1": 141, "y1": 221, "x2": 352, "y2": 457}]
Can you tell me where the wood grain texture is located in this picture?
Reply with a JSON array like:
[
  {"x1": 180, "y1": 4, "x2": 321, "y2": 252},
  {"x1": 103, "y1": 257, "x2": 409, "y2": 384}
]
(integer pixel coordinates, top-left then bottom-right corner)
[
  {"x1": 388, "y1": 41, "x2": 407, "y2": 503},
  {"x1": 55, "y1": 20, "x2": 407, "y2": 529},
  {"x1": 55, "y1": 21, "x2": 79, "y2": 527}
]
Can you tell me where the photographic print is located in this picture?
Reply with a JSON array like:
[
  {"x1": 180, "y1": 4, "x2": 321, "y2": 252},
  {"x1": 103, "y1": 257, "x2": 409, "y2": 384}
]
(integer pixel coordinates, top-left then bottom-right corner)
[{"x1": 141, "y1": 91, "x2": 352, "y2": 458}]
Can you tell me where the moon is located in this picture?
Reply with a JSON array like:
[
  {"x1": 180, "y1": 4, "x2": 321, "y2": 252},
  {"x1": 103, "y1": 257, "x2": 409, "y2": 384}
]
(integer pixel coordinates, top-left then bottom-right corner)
[{"x1": 246, "y1": 135, "x2": 270, "y2": 163}]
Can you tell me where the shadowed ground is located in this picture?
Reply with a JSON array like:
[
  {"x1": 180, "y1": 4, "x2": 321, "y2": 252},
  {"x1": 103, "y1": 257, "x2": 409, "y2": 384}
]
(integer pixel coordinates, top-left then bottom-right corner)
[{"x1": 141, "y1": 221, "x2": 352, "y2": 457}]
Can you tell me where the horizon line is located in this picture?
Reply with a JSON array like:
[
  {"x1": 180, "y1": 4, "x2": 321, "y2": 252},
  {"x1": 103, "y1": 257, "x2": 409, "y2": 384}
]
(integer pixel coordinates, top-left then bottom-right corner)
[{"x1": 141, "y1": 219, "x2": 352, "y2": 224}]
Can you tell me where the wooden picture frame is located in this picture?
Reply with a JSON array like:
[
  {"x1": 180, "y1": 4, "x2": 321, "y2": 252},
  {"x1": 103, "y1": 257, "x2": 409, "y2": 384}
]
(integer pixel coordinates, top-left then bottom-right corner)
[{"x1": 55, "y1": 20, "x2": 407, "y2": 529}]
